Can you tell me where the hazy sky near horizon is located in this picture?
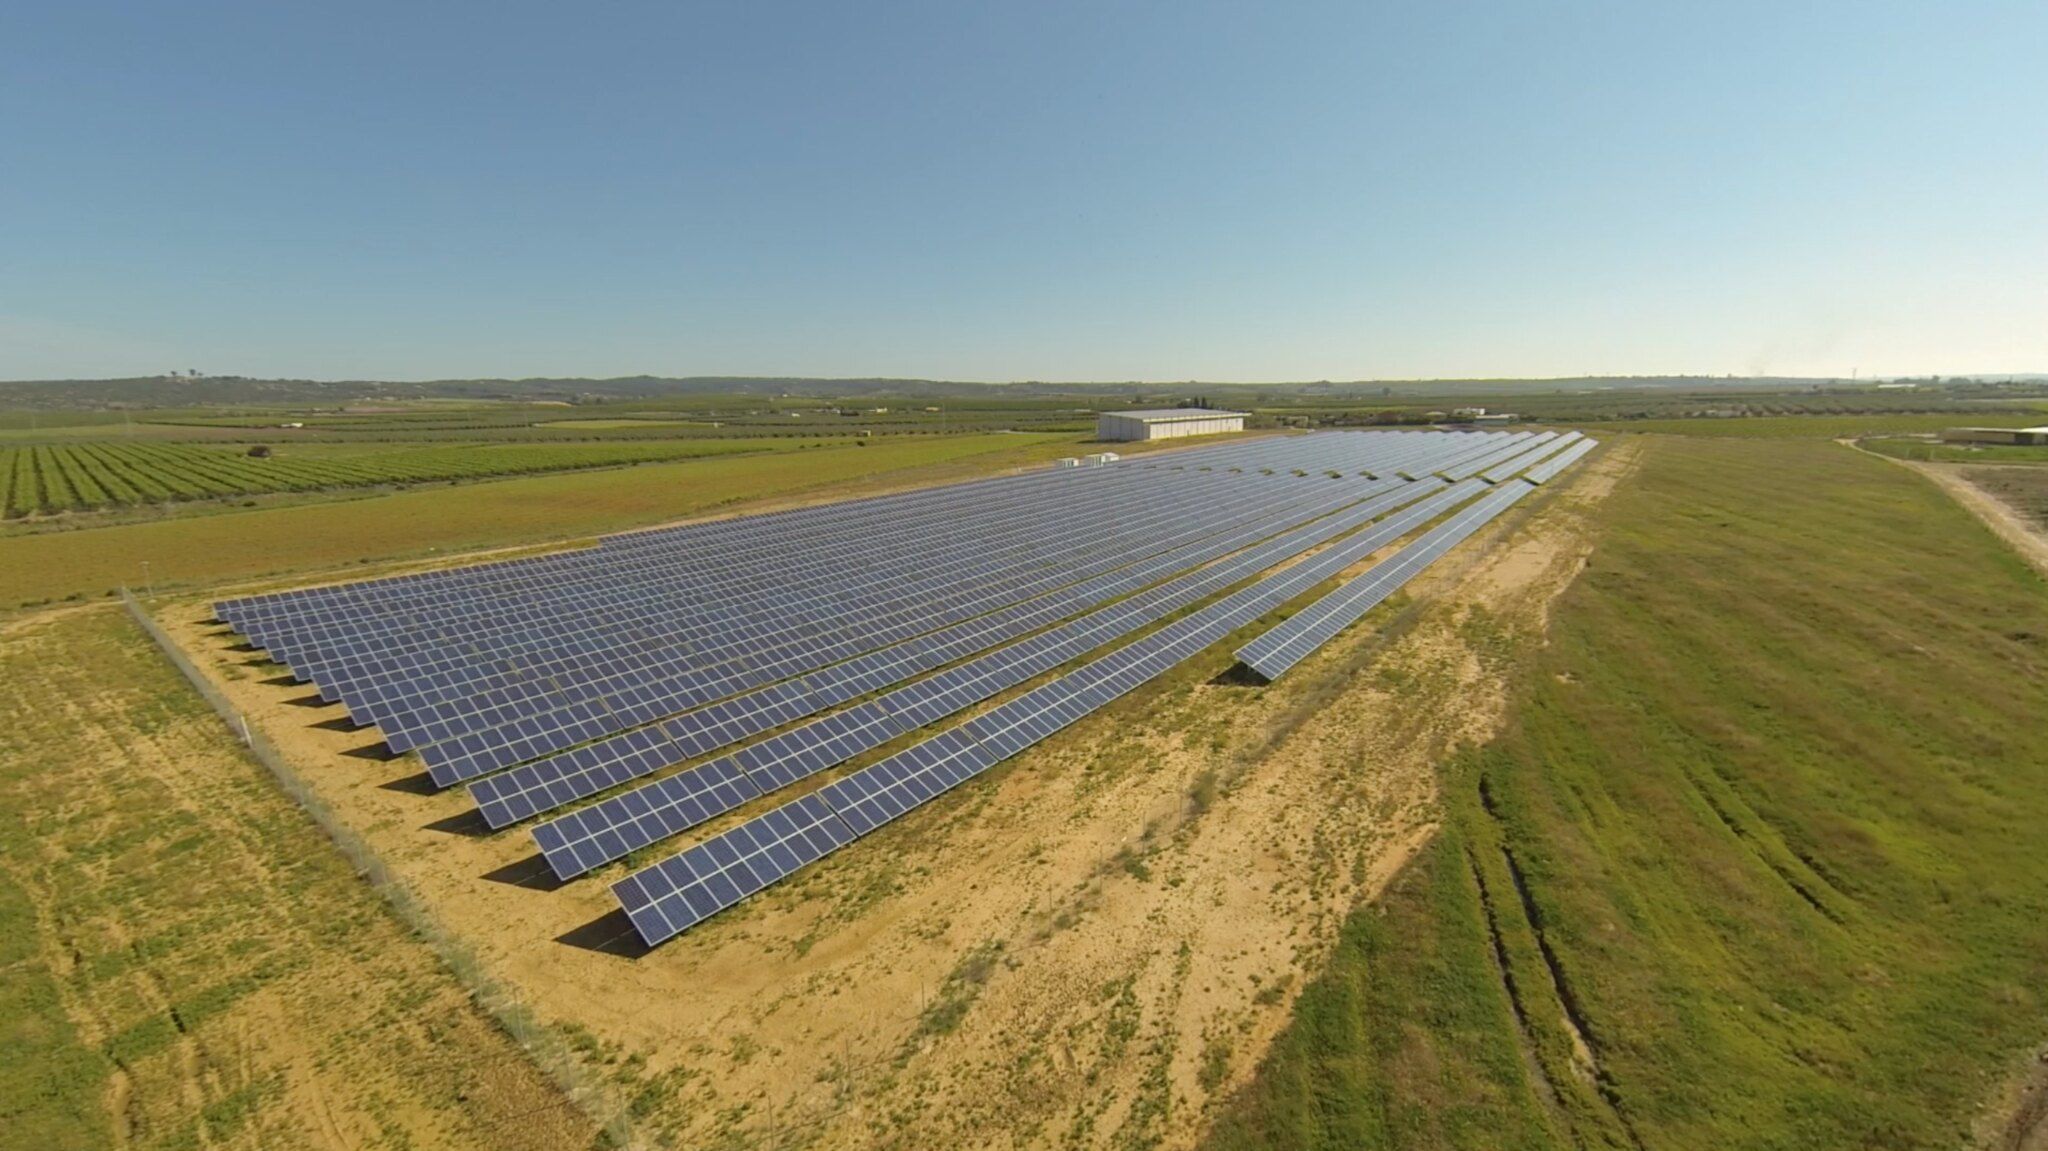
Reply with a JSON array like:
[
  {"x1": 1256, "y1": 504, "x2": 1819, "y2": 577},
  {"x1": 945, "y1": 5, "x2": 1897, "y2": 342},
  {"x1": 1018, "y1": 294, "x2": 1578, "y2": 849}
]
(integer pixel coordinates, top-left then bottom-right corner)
[{"x1": 3, "y1": 2, "x2": 2044, "y2": 382}]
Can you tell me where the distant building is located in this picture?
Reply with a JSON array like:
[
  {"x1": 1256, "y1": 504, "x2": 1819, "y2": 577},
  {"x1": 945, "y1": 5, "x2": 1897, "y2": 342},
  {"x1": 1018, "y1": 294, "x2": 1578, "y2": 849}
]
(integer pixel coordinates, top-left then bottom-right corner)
[
  {"x1": 1097, "y1": 408, "x2": 1247, "y2": 442},
  {"x1": 1473, "y1": 412, "x2": 1519, "y2": 425},
  {"x1": 1941, "y1": 426, "x2": 2048, "y2": 446}
]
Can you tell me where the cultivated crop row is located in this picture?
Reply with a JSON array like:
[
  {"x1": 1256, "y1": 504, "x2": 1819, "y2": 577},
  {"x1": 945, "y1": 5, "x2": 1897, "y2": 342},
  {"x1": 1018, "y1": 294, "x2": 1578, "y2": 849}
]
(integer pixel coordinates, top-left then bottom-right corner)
[{"x1": 0, "y1": 440, "x2": 779, "y2": 517}]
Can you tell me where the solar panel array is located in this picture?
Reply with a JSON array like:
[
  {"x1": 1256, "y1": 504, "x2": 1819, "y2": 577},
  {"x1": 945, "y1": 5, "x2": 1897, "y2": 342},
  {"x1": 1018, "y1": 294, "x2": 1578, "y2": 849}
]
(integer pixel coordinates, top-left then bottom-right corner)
[
  {"x1": 1522, "y1": 436, "x2": 1598, "y2": 484},
  {"x1": 213, "y1": 428, "x2": 1598, "y2": 951},
  {"x1": 533, "y1": 474, "x2": 1456, "y2": 880}
]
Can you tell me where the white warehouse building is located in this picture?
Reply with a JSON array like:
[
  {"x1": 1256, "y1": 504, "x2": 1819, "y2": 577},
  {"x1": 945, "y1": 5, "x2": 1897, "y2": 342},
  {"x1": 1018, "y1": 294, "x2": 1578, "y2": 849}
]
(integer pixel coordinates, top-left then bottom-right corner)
[{"x1": 1096, "y1": 408, "x2": 1248, "y2": 442}]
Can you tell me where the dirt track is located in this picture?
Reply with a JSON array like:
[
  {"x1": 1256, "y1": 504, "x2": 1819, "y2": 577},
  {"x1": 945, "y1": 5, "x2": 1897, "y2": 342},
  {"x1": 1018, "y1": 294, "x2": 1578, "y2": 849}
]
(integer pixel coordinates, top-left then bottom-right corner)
[{"x1": 162, "y1": 441, "x2": 1635, "y2": 1150}]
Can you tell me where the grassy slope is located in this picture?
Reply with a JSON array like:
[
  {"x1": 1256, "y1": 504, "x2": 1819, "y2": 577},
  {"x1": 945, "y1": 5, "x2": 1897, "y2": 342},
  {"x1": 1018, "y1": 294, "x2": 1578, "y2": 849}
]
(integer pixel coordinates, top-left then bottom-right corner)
[
  {"x1": 0, "y1": 608, "x2": 595, "y2": 1150},
  {"x1": 0, "y1": 431, "x2": 1077, "y2": 608},
  {"x1": 1210, "y1": 437, "x2": 2048, "y2": 1150}
]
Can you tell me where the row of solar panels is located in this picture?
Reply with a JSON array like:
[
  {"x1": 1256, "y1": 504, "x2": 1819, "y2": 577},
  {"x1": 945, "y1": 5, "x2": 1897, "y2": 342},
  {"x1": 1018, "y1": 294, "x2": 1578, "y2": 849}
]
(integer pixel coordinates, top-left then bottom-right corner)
[
  {"x1": 224, "y1": 430, "x2": 1399, "y2": 645},
  {"x1": 428, "y1": 434, "x2": 1540, "y2": 782},
  {"x1": 465, "y1": 433, "x2": 1542, "y2": 827},
  {"x1": 218, "y1": 429, "x2": 1464, "y2": 661},
  {"x1": 220, "y1": 431, "x2": 1491, "y2": 653},
  {"x1": 257, "y1": 435, "x2": 1412, "y2": 718},
  {"x1": 215, "y1": 433, "x2": 1527, "y2": 794},
  {"x1": 419, "y1": 457, "x2": 1410, "y2": 784},
  {"x1": 483, "y1": 468, "x2": 1428, "y2": 834},
  {"x1": 611, "y1": 437, "x2": 1590, "y2": 945},
  {"x1": 393, "y1": 450, "x2": 1407, "y2": 775}
]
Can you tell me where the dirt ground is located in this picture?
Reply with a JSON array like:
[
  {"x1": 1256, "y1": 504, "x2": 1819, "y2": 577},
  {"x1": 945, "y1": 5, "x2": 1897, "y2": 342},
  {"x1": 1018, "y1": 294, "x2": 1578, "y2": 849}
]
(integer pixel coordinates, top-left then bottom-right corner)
[{"x1": 157, "y1": 441, "x2": 1635, "y2": 1150}]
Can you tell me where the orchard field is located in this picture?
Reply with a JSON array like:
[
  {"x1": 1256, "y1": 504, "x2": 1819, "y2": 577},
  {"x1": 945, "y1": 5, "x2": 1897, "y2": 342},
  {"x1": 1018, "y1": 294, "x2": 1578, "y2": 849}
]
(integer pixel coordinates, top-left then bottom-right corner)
[{"x1": 0, "y1": 439, "x2": 797, "y2": 517}]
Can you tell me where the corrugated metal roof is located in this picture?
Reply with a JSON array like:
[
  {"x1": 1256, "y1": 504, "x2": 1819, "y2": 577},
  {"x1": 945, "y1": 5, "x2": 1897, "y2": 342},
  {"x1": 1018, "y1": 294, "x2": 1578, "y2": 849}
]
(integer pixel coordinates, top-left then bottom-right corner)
[{"x1": 1102, "y1": 408, "x2": 1249, "y2": 421}]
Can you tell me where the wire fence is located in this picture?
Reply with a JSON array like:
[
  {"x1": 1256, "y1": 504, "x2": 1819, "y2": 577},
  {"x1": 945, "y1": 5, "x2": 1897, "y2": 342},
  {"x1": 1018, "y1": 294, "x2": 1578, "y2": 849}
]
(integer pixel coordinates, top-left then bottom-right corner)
[{"x1": 120, "y1": 589, "x2": 645, "y2": 1149}]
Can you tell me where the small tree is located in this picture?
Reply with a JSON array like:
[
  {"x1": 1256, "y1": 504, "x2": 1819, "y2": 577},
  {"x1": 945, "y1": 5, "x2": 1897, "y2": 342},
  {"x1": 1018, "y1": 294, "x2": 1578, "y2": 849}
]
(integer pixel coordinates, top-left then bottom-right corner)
[{"x1": 247, "y1": 444, "x2": 272, "y2": 458}]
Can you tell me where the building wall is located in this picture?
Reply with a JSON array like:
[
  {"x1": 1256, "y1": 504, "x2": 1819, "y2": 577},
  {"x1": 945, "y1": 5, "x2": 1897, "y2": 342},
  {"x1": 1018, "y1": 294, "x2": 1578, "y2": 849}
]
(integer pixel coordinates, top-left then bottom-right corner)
[
  {"x1": 1941, "y1": 428, "x2": 2047, "y2": 446},
  {"x1": 1097, "y1": 414, "x2": 1245, "y2": 441}
]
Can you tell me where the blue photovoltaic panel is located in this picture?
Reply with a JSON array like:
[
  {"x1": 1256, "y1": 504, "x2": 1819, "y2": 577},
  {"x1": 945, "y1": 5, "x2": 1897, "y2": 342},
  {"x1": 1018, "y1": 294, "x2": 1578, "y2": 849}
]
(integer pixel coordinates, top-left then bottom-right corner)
[
  {"x1": 611, "y1": 792, "x2": 855, "y2": 945},
  {"x1": 1481, "y1": 431, "x2": 1582, "y2": 484},
  {"x1": 531, "y1": 757, "x2": 761, "y2": 880},
  {"x1": 1233, "y1": 454, "x2": 1589, "y2": 680},
  {"x1": 1523, "y1": 438, "x2": 1598, "y2": 484}
]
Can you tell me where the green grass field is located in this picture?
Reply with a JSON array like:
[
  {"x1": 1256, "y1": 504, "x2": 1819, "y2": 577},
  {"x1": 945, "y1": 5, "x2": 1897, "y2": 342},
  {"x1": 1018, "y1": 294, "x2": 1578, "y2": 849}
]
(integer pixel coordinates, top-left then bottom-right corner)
[
  {"x1": 0, "y1": 395, "x2": 1096, "y2": 444},
  {"x1": 0, "y1": 431, "x2": 1083, "y2": 608},
  {"x1": 1578, "y1": 413, "x2": 2045, "y2": 439},
  {"x1": 0, "y1": 608, "x2": 593, "y2": 1150},
  {"x1": 1209, "y1": 437, "x2": 2048, "y2": 1150},
  {"x1": 0, "y1": 438, "x2": 802, "y2": 517},
  {"x1": 1859, "y1": 438, "x2": 2048, "y2": 465}
]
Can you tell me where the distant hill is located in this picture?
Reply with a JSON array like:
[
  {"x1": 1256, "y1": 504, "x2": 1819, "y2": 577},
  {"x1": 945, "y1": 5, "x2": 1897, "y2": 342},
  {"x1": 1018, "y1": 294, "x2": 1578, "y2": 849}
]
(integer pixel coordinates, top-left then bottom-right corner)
[
  {"x1": 0, "y1": 373, "x2": 1960, "y2": 410},
  {"x1": 0, "y1": 375, "x2": 1010, "y2": 408}
]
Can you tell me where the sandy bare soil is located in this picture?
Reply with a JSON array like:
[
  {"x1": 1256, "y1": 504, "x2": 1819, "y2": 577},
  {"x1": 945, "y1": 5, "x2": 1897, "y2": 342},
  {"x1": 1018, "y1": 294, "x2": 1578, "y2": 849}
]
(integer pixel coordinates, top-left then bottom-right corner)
[{"x1": 159, "y1": 441, "x2": 1634, "y2": 1150}]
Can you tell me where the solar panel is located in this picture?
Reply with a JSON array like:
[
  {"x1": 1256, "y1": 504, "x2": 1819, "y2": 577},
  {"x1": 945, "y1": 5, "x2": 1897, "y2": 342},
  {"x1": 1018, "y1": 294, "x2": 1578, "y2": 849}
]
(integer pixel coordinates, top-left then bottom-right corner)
[
  {"x1": 1233, "y1": 446, "x2": 1597, "y2": 681},
  {"x1": 1523, "y1": 437, "x2": 1598, "y2": 484},
  {"x1": 611, "y1": 792, "x2": 856, "y2": 945},
  {"x1": 1481, "y1": 431, "x2": 1582, "y2": 483}
]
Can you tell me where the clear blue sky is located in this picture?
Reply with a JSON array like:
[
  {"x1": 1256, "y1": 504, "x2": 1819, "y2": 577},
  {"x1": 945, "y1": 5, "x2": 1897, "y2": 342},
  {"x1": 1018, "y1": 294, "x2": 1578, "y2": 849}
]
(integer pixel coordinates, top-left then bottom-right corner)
[{"x1": 3, "y1": 2, "x2": 2043, "y2": 381}]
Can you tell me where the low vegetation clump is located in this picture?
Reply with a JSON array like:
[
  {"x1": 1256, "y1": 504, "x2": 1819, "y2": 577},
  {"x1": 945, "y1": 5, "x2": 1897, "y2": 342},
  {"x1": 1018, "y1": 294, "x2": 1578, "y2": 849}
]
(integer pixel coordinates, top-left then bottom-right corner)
[{"x1": 1210, "y1": 436, "x2": 2048, "y2": 1150}]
